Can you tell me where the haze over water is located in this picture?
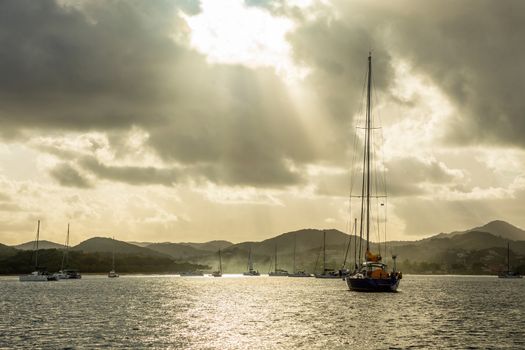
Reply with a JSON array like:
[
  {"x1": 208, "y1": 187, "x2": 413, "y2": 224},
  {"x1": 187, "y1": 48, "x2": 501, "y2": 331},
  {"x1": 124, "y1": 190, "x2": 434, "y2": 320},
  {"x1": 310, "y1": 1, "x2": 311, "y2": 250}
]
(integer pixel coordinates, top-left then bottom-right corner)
[{"x1": 1, "y1": 275, "x2": 523, "y2": 349}]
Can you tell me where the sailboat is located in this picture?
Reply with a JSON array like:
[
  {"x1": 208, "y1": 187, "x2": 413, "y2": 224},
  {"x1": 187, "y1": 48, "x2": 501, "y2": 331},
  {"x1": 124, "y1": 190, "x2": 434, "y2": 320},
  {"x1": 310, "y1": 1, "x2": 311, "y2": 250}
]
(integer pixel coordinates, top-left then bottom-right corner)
[
  {"x1": 345, "y1": 53, "x2": 402, "y2": 292},
  {"x1": 54, "y1": 223, "x2": 81, "y2": 279},
  {"x1": 19, "y1": 220, "x2": 58, "y2": 282},
  {"x1": 288, "y1": 233, "x2": 311, "y2": 277},
  {"x1": 269, "y1": 243, "x2": 288, "y2": 276},
  {"x1": 498, "y1": 242, "x2": 522, "y2": 278},
  {"x1": 315, "y1": 230, "x2": 340, "y2": 279},
  {"x1": 338, "y1": 219, "x2": 358, "y2": 279},
  {"x1": 243, "y1": 246, "x2": 260, "y2": 276},
  {"x1": 108, "y1": 237, "x2": 119, "y2": 278},
  {"x1": 211, "y1": 249, "x2": 223, "y2": 277}
]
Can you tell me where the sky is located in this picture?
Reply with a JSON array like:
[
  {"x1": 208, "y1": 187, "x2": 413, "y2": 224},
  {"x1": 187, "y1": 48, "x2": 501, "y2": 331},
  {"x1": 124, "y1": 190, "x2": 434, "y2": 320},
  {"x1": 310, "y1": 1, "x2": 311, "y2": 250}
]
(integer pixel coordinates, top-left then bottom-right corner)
[{"x1": 1, "y1": 0, "x2": 525, "y2": 245}]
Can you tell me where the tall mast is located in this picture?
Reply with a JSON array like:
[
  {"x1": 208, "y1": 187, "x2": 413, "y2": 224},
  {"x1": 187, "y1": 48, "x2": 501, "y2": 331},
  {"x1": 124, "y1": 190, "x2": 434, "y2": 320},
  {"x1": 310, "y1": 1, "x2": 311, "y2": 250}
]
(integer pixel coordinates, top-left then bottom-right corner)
[
  {"x1": 35, "y1": 220, "x2": 40, "y2": 269},
  {"x1": 323, "y1": 230, "x2": 326, "y2": 272},
  {"x1": 61, "y1": 223, "x2": 70, "y2": 270},
  {"x1": 507, "y1": 242, "x2": 510, "y2": 272},
  {"x1": 293, "y1": 234, "x2": 296, "y2": 273},
  {"x1": 274, "y1": 243, "x2": 277, "y2": 273},
  {"x1": 218, "y1": 249, "x2": 222, "y2": 273},
  {"x1": 66, "y1": 223, "x2": 70, "y2": 268},
  {"x1": 112, "y1": 236, "x2": 115, "y2": 271},
  {"x1": 353, "y1": 218, "x2": 357, "y2": 268},
  {"x1": 248, "y1": 246, "x2": 252, "y2": 271},
  {"x1": 365, "y1": 52, "x2": 372, "y2": 252}
]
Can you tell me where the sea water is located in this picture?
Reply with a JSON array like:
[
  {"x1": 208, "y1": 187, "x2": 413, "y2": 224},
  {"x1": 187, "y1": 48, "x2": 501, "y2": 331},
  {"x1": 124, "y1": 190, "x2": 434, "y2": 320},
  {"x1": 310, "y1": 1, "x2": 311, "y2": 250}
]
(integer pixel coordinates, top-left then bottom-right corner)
[{"x1": 0, "y1": 275, "x2": 523, "y2": 349}]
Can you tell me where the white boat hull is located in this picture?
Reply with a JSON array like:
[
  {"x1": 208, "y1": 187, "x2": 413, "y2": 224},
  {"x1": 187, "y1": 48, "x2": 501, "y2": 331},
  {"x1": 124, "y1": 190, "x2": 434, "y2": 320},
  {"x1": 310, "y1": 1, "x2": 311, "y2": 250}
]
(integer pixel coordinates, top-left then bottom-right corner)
[
  {"x1": 19, "y1": 271, "x2": 57, "y2": 282},
  {"x1": 19, "y1": 274, "x2": 49, "y2": 282}
]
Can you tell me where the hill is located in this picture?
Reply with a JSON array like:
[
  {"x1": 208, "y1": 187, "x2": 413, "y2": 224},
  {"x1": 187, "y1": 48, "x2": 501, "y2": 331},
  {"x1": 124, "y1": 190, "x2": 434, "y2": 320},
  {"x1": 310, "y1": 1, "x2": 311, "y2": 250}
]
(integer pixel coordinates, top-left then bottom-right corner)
[
  {"x1": 179, "y1": 240, "x2": 233, "y2": 252},
  {"x1": 146, "y1": 243, "x2": 211, "y2": 260},
  {"x1": 188, "y1": 229, "x2": 353, "y2": 274},
  {"x1": 184, "y1": 223, "x2": 525, "y2": 274},
  {"x1": 139, "y1": 240, "x2": 234, "y2": 260},
  {"x1": 469, "y1": 220, "x2": 525, "y2": 241},
  {"x1": 13, "y1": 240, "x2": 64, "y2": 250},
  {"x1": 0, "y1": 243, "x2": 17, "y2": 257},
  {"x1": 71, "y1": 237, "x2": 167, "y2": 257},
  {"x1": 433, "y1": 220, "x2": 525, "y2": 241},
  {"x1": 0, "y1": 249, "x2": 208, "y2": 274}
]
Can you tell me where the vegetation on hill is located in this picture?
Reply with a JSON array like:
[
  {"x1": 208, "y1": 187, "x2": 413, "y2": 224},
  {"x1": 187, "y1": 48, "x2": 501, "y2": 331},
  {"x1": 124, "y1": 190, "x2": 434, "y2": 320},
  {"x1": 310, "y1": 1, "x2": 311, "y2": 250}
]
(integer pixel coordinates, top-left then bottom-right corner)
[
  {"x1": 3, "y1": 220, "x2": 525, "y2": 275},
  {"x1": 0, "y1": 249, "x2": 208, "y2": 274},
  {"x1": 71, "y1": 237, "x2": 167, "y2": 257},
  {"x1": 0, "y1": 243, "x2": 17, "y2": 257},
  {"x1": 14, "y1": 240, "x2": 64, "y2": 250}
]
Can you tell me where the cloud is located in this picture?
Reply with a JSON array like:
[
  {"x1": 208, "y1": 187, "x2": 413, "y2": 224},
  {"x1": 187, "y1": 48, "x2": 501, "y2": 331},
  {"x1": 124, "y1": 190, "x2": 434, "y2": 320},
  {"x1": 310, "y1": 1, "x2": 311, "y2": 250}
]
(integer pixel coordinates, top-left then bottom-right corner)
[
  {"x1": 79, "y1": 156, "x2": 180, "y2": 186},
  {"x1": 312, "y1": 157, "x2": 463, "y2": 198},
  {"x1": 0, "y1": 0, "x2": 315, "y2": 188},
  {"x1": 49, "y1": 162, "x2": 92, "y2": 188}
]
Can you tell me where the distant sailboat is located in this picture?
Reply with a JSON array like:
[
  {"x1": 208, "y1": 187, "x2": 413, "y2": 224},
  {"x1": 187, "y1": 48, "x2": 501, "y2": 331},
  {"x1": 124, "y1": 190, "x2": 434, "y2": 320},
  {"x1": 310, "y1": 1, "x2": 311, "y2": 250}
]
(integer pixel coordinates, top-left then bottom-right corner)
[
  {"x1": 19, "y1": 220, "x2": 58, "y2": 282},
  {"x1": 498, "y1": 242, "x2": 522, "y2": 278},
  {"x1": 54, "y1": 223, "x2": 81, "y2": 280},
  {"x1": 315, "y1": 230, "x2": 340, "y2": 279},
  {"x1": 345, "y1": 53, "x2": 402, "y2": 292},
  {"x1": 269, "y1": 243, "x2": 288, "y2": 276},
  {"x1": 243, "y1": 246, "x2": 260, "y2": 276},
  {"x1": 211, "y1": 249, "x2": 223, "y2": 277},
  {"x1": 288, "y1": 233, "x2": 311, "y2": 277},
  {"x1": 108, "y1": 237, "x2": 119, "y2": 278}
]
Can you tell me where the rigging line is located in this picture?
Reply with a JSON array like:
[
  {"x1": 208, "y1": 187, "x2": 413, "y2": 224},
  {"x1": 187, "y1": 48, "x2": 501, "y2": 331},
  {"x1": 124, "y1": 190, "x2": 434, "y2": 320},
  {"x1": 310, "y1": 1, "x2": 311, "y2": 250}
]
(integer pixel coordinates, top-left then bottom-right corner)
[
  {"x1": 346, "y1": 67, "x2": 368, "y2": 264},
  {"x1": 369, "y1": 71, "x2": 381, "y2": 251},
  {"x1": 373, "y1": 111, "x2": 382, "y2": 254},
  {"x1": 371, "y1": 72, "x2": 389, "y2": 261},
  {"x1": 356, "y1": 63, "x2": 369, "y2": 265}
]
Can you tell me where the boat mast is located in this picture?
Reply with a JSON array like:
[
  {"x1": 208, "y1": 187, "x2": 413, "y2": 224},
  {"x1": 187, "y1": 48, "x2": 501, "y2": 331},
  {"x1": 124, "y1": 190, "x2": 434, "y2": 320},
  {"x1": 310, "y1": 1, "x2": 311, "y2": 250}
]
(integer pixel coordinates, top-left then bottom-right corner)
[
  {"x1": 35, "y1": 220, "x2": 40, "y2": 269},
  {"x1": 507, "y1": 242, "x2": 510, "y2": 272},
  {"x1": 365, "y1": 52, "x2": 372, "y2": 253},
  {"x1": 274, "y1": 243, "x2": 277, "y2": 273},
  {"x1": 353, "y1": 218, "x2": 357, "y2": 269},
  {"x1": 218, "y1": 249, "x2": 222, "y2": 273},
  {"x1": 342, "y1": 227, "x2": 352, "y2": 269},
  {"x1": 322, "y1": 230, "x2": 326, "y2": 272},
  {"x1": 112, "y1": 236, "x2": 115, "y2": 271},
  {"x1": 293, "y1": 234, "x2": 296, "y2": 273},
  {"x1": 61, "y1": 223, "x2": 70, "y2": 271},
  {"x1": 66, "y1": 223, "x2": 69, "y2": 268},
  {"x1": 248, "y1": 246, "x2": 253, "y2": 271}
]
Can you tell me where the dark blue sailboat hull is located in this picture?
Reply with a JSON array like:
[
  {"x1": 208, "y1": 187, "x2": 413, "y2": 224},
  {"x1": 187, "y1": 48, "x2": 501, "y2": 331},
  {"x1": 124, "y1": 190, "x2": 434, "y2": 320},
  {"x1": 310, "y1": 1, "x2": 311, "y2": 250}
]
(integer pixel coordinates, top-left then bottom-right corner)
[{"x1": 346, "y1": 276, "x2": 400, "y2": 292}]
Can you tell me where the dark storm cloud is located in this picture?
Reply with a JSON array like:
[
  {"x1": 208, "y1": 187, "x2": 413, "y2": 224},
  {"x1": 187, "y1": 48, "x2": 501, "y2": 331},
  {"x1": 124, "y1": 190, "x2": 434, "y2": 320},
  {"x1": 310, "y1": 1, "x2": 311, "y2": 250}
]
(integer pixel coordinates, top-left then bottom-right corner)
[
  {"x1": 5, "y1": 0, "x2": 522, "y2": 192},
  {"x1": 384, "y1": 0, "x2": 525, "y2": 147},
  {"x1": 50, "y1": 162, "x2": 92, "y2": 188},
  {"x1": 0, "y1": 0, "x2": 312, "y2": 188},
  {"x1": 286, "y1": 0, "x2": 525, "y2": 148},
  {"x1": 79, "y1": 156, "x2": 181, "y2": 186}
]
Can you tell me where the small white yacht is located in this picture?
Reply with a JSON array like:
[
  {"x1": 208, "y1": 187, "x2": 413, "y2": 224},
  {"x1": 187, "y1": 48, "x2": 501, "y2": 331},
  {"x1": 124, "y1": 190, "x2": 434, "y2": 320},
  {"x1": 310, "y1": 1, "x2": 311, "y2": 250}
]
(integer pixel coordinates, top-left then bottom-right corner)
[
  {"x1": 108, "y1": 270, "x2": 119, "y2": 278},
  {"x1": 211, "y1": 249, "x2": 223, "y2": 277},
  {"x1": 108, "y1": 237, "x2": 119, "y2": 278},
  {"x1": 19, "y1": 220, "x2": 57, "y2": 282},
  {"x1": 288, "y1": 234, "x2": 312, "y2": 278},
  {"x1": 243, "y1": 246, "x2": 260, "y2": 276},
  {"x1": 20, "y1": 270, "x2": 57, "y2": 282},
  {"x1": 268, "y1": 244, "x2": 288, "y2": 276},
  {"x1": 54, "y1": 223, "x2": 82, "y2": 280}
]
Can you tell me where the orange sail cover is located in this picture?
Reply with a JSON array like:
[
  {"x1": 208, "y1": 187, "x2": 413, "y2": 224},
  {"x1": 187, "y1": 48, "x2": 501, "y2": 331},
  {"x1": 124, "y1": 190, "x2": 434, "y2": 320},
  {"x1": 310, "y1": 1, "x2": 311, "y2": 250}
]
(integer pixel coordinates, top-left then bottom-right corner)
[{"x1": 365, "y1": 250, "x2": 382, "y2": 262}]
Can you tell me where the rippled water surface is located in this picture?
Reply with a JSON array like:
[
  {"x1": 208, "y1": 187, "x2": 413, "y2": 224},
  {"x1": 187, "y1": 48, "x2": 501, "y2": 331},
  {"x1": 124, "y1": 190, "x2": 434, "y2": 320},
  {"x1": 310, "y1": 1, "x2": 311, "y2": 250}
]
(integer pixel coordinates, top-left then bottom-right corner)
[{"x1": 1, "y1": 275, "x2": 524, "y2": 349}]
